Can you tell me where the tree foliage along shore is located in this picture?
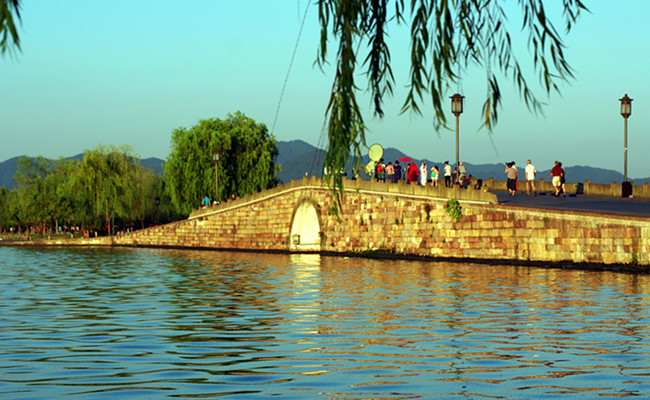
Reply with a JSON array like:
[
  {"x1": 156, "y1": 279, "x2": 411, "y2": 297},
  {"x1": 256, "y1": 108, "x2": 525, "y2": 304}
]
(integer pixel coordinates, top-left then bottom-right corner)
[
  {"x1": 164, "y1": 112, "x2": 280, "y2": 216},
  {"x1": 0, "y1": 112, "x2": 280, "y2": 235},
  {"x1": 317, "y1": 0, "x2": 587, "y2": 200},
  {"x1": 2, "y1": 145, "x2": 173, "y2": 236}
]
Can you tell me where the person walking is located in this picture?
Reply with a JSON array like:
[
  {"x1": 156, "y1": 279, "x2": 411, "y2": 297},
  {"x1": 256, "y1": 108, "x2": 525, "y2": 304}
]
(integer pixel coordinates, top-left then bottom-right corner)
[
  {"x1": 557, "y1": 161, "x2": 566, "y2": 197},
  {"x1": 419, "y1": 161, "x2": 428, "y2": 186},
  {"x1": 202, "y1": 194, "x2": 211, "y2": 208},
  {"x1": 430, "y1": 165, "x2": 439, "y2": 187},
  {"x1": 457, "y1": 161, "x2": 467, "y2": 187},
  {"x1": 505, "y1": 161, "x2": 518, "y2": 196},
  {"x1": 549, "y1": 161, "x2": 563, "y2": 197},
  {"x1": 443, "y1": 161, "x2": 452, "y2": 188},
  {"x1": 525, "y1": 159, "x2": 537, "y2": 196},
  {"x1": 386, "y1": 161, "x2": 395, "y2": 183},
  {"x1": 393, "y1": 161, "x2": 402, "y2": 183},
  {"x1": 407, "y1": 162, "x2": 419, "y2": 184},
  {"x1": 376, "y1": 158, "x2": 386, "y2": 182}
]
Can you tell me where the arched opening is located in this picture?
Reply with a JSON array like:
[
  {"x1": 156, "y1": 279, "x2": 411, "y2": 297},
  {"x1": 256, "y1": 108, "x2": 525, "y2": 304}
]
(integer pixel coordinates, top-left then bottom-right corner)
[{"x1": 289, "y1": 199, "x2": 322, "y2": 252}]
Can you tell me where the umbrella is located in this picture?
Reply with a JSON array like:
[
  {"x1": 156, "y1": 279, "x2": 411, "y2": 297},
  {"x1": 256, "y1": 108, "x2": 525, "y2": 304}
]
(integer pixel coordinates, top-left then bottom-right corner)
[
  {"x1": 368, "y1": 143, "x2": 383, "y2": 161},
  {"x1": 398, "y1": 157, "x2": 412, "y2": 162}
]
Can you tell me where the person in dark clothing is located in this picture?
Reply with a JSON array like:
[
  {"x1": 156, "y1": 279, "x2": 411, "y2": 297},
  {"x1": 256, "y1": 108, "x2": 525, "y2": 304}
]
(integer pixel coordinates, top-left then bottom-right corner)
[
  {"x1": 557, "y1": 161, "x2": 566, "y2": 197},
  {"x1": 505, "y1": 162, "x2": 518, "y2": 196},
  {"x1": 393, "y1": 161, "x2": 402, "y2": 183}
]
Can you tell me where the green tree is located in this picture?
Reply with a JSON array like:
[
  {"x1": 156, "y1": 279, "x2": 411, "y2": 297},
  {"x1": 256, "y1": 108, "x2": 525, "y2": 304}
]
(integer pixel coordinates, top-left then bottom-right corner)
[
  {"x1": 77, "y1": 145, "x2": 140, "y2": 235},
  {"x1": 44, "y1": 158, "x2": 80, "y2": 233},
  {"x1": 123, "y1": 164, "x2": 163, "y2": 230},
  {"x1": 62, "y1": 158, "x2": 97, "y2": 231},
  {"x1": 0, "y1": 186, "x2": 19, "y2": 232},
  {"x1": 317, "y1": 0, "x2": 587, "y2": 193},
  {"x1": 165, "y1": 111, "x2": 280, "y2": 215},
  {"x1": 7, "y1": 148, "x2": 169, "y2": 235},
  {"x1": 13, "y1": 156, "x2": 54, "y2": 235}
]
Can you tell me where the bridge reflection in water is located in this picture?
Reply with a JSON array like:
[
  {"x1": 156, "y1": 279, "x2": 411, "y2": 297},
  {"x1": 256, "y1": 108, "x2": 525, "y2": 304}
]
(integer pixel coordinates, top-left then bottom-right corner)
[{"x1": 1, "y1": 247, "x2": 648, "y2": 399}]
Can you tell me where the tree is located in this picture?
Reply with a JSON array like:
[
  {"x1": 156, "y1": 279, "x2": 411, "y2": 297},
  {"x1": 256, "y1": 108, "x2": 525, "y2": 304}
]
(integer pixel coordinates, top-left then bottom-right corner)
[
  {"x1": 0, "y1": 186, "x2": 19, "y2": 232},
  {"x1": 165, "y1": 112, "x2": 280, "y2": 216},
  {"x1": 76, "y1": 145, "x2": 140, "y2": 235},
  {"x1": 12, "y1": 156, "x2": 85, "y2": 235},
  {"x1": 51, "y1": 158, "x2": 88, "y2": 230},
  {"x1": 123, "y1": 164, "x2": 162, "y2": 230},
  {"x1": 5, "y1": 148, "x2": 172, "y2": 235},
  {"x1": 316, "y1": 0, "x2": 587, "y2": 195},
  {"x1": 13, "y1": 156, "x2": 54, "y2": 235}
]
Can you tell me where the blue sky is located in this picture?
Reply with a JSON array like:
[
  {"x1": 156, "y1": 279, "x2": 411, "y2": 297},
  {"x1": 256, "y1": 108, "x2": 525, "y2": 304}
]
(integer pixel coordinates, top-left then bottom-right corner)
[{"x1": 1, "y1": 1, "x2": 649, "y2": 178}]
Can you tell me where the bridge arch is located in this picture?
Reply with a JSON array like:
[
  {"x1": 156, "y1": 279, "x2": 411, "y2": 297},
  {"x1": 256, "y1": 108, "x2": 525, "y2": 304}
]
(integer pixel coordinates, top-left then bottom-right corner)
[{"x1": 289, "y1": 195, "x2": 323, "y2": 252}]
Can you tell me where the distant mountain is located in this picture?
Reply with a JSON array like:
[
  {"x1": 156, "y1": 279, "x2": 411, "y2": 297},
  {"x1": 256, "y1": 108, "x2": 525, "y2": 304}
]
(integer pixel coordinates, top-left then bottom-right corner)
[
  {"x1": 1, "y1": 143, "x2": 647, "y2": 189},
  {"x1": 0, "y1": 157, "x2": 21, "y2": 191},
  {"x1": 141, "y1": 157, "x2": 164, "y2": 175},
  {"x1": 276, "y1": 140, "x2": 326, "y2": 183}
]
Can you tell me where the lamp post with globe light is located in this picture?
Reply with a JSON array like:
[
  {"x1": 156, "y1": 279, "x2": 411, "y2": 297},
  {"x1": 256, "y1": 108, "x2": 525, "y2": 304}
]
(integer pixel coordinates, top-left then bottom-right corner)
[
  {"x1": 154, "y1": 196, "x2": 160, "y2": 225},
  {"x1": 619, "y1": 94, "x2": 632, "y2": 197},
  {"x1": 450, "y1": 93, "x2": 464, "y2": 184},
  {"x1": 213, "y1": 149, "x2": 221, "y2": 204}
]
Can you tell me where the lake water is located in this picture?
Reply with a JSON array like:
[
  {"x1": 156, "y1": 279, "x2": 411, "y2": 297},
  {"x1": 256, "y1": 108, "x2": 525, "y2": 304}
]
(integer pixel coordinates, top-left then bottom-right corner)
[{"x1": 1, "y1": 246, "x2": 648, "y2": 399}]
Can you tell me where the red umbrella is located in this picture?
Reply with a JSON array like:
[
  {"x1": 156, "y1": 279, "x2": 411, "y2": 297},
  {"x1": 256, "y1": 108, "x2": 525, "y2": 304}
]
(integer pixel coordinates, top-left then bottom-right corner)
[{"x1": 398, "y1": 157, "x2": 412, "y2": 162}]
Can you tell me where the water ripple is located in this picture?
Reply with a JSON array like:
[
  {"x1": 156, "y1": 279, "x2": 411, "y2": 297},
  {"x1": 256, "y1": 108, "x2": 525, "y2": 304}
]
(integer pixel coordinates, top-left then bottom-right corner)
[{"x1": 0, "y1": 247, "x2": 648, "y2": 398}]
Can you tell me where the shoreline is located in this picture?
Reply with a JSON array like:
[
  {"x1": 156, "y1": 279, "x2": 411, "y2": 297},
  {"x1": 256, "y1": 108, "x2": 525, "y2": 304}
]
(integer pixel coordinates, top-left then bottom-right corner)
[{"x1": 3, "y1": 237, "x2": 647, "y2": 275}]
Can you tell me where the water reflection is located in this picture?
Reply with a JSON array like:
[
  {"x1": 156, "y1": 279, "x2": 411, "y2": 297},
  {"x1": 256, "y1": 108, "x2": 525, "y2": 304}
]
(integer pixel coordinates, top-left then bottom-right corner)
[{"x1": 0, "y1": 247, "x2": 648, "y2": 399}]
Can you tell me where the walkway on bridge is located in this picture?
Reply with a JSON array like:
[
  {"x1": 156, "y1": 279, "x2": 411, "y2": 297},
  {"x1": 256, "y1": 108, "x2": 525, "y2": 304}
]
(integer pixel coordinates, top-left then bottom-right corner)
[{"x1": 495, "y1": 192, "x2": 650, "y2": 217}]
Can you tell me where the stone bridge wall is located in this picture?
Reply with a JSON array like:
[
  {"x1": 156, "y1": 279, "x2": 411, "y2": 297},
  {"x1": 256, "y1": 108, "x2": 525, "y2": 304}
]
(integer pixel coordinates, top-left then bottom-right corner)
[{"x1": 86, "y1": 176, "x2": 650, "y2": 268}]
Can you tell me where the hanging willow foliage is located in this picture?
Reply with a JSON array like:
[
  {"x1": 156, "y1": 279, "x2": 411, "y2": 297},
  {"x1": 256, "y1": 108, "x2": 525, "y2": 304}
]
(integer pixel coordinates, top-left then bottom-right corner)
[
  {"x1": 0, "y1": 0, "x2": 21, "y2": 55},
  {"x1": 317, "y1": 0, "x2": 587, "y2": 201}
]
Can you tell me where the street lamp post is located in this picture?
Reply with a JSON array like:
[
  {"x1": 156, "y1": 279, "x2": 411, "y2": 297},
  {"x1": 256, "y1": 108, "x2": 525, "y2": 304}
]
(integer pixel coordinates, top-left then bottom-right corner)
[
  {"x1": 213, "y1": 149, "x2": 221, "y2": 204},
  {"x1": 619, "y1": 94, "x2": 632, "y2": 183},
  {"x1": 154, "y1": 196, "x2": 160, "y2": 225},
  {"x1": 450, "y1": 93, "x2": 464, "y2": 184}
]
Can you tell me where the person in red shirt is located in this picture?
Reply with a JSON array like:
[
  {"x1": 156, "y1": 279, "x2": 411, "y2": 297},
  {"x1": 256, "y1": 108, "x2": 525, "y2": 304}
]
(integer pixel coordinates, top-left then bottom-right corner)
[
  {"x1": 407, "y1": 162, "x2": 419, "y2": 184},
  {"x1": 549, "y1": 161, "x2": 563, "y2": 197}
]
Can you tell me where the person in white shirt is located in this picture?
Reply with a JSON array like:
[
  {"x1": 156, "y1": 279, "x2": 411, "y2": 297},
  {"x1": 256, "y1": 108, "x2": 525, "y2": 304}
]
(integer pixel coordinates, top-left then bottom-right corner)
[
  {"x1": 457, "y1": 161, "x2": 467, "y2": 186},
  {"x1": 419, "y1": 162, "x2": 428, "y2": 186},
  {"x1": 525, "y1": 159, "x2": 537, "y2": 196}
]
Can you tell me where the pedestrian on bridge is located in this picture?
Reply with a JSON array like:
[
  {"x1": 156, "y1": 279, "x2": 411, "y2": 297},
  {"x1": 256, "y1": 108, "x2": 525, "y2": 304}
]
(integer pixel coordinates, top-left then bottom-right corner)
[
  {"x1": 419, "y1": 162, "x2": 428, "y2": 186},
  {"x1": 430, "y1": 165, "x2": 439, "y2": 187},
  {"x1": 386, "y1": 162, "x2": 395, "y2": 182},
  {"x1": 505, "y1": 162, "x2": 518, "y2": 196},
  {"x1": 407, "y1": 162, "x2": 419, "y2": 184},
  {"x1": 549, "y1": 161, "x2": 563, "y2": 197},
  {"x1": 525, "y1": 159, "x2": 537, "y2": 196},
  {"x1": 443, "y1": 161, "x2": 452, "y2": 188},
  {"x1": 557, "y1": 161, "x2": 566, "y2": 197},
  {"x1": 457, "y1": 161, "x2": 467, "y2": 187},
  {"x1": 393, "y1": 161, "x2": 402, "y2": 183}
]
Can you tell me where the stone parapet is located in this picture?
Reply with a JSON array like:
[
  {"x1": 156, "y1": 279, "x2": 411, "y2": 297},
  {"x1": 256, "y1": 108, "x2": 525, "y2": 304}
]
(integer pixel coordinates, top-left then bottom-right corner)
[{"x1": 190, "y1": 176, "x2": 497, "y2": 219}]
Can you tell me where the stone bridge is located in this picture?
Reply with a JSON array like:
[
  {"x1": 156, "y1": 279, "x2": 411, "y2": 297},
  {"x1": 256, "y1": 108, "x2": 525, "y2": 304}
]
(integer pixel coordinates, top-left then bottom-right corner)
[{"x1": 85, "y1": 176, "x2": 650, "y2": 268}]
